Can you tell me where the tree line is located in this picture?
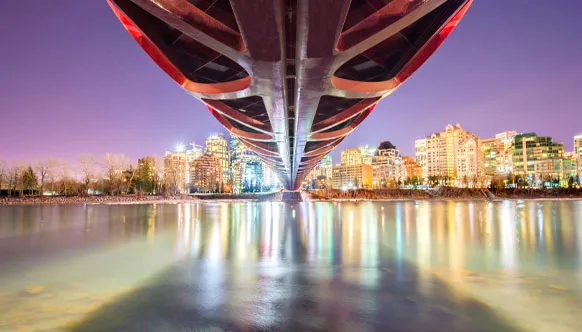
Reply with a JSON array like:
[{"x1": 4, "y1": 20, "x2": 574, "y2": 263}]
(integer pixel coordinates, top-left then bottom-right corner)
[{"x1": 0, "y1": 154, "x2": 164, "y2": 197}]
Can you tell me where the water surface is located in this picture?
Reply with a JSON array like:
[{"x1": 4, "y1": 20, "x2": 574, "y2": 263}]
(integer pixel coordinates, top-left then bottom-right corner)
[{"x1": 1, "y1": 200, "x2": 581, "y2": 331}]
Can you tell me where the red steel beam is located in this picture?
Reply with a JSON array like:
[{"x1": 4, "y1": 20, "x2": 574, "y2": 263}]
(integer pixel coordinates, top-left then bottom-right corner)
[
  {"x1": 107, "y1": 0, "x2": 250, "y2": 95},
  {"x1": 203, "y1": 99, "x2": 272, "y2": 133}
]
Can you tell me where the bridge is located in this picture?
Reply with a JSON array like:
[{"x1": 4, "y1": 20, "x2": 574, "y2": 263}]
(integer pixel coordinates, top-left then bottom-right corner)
[{"x1": 108, "y1": 0, "x2": 472, "y2": 190}]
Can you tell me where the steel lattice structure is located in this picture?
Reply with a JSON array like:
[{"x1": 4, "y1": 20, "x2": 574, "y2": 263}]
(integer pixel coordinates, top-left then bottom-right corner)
[{"x1": 108, "y1": 0, "x2": 472, "y2": 190}]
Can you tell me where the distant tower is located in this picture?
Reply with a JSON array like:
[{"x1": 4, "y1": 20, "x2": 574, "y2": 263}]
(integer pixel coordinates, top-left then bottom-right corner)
[{"x1": 205, "y1": 134, "x2": 230, "y2": 185}]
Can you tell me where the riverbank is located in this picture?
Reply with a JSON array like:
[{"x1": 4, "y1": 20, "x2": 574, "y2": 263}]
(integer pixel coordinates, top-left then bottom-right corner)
[
  {"x1": 0, "y1": 195, "x2": 200, "y2": 206},
  {"x1": 308, "y1": 187, "x2": 582, "y2": 201},
  {"x1": 0, "y1": 192, "x2": 281, "y2": 205},
  {"x1": 2, "y1": 188, "x2": 582, "y2": 205}
]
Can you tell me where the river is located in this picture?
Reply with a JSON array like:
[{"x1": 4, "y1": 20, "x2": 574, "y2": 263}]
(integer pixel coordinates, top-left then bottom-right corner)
[{"x1": 0, "y1": 200, "x2": 581, "y2": 331}]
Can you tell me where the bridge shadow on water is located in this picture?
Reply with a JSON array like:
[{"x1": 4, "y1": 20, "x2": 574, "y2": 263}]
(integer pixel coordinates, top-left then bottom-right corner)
[{"x1": 68, "y1": 202, "x2": 523, "y2": 332}]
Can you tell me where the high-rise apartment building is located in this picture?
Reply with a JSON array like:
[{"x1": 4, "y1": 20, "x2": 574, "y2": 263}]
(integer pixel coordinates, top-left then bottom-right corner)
[
  {"x1": 512, "y1": 133, "x2": 564, "y2": 181},
  {"x1": 371, "y1": 141, "x2": 405, "y2": 188},
  {"x1": 480, "y1": 137, "x2": 504, "y2": 177},
  {"x1": 205, "y1": 134, "x2": 229, "y2": 185},
  {"x1": 575, "y1": 134, "x2": 582, "y2": 178},
  {"x1": 414, "y1": 139, "x2": 428, "y2": 179},
  {"x1": 341, "y1": 148, "x2": 363, "y2": 166},
  {"x1": 163, "y1": 151, "x2": 189, "y2": 193},
  {"x1": 190, "y1": 154, "x2": 222, "y2": 193},
  {"x1": 481, "y1": 134, "x2": 515, "y2": 178},
  {"x1": 456, "y1": 137, "x2": 480, "y2": 184},
  {"x1": 332, "y1": 164, "x2": 372, "y2": 190},
  {"x1": 415, "y1": 124, "x2": 481, "y2": 181},
  {"x1": 575, "y1": 134, "x2": 582, "y2": 155}
]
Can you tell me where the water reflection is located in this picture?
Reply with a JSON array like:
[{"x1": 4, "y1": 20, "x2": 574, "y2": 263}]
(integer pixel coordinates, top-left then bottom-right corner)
[
  {"x1": 163, "y1": 201, "x2": 582, "y2": 275},
  {"x1": 0, "y1": 200, "x2": 581, "y2": 331}
]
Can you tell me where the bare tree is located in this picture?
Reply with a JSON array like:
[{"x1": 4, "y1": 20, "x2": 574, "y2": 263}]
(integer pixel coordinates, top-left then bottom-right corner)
[
  {"x1": 46, "y1": 158, "x2": 63, "y2": 193},
  {"x1": 77, "y1": 154, "x2": 96, "y2": 195},
  {"x1": 154, "y1": 155, "x2": 164, "y2": 195},
  {"x1": 0, "y1": 157, "x2": 6, "y2": 193},
  {"x1": 35, "y1": 158, "x2": 57, "y2": 196},
  {"x1": 119, "y1": 155, "x2": 133, "y2": 194},
  {"x1": 104, "y1": 153, "x2": 131, "y2": 195},
  {"x1": 55, "y1": 159, "x2": 70, "y2": 195},
  {"x1": 8, "y1": 162, "x2": 26, "y2": 197},
  {"x1": 122, "y1": 164, "x2": 136, "y2": 194},
  {"x1": 104, "y1": 153, "x2": 117, "y2": 195}
]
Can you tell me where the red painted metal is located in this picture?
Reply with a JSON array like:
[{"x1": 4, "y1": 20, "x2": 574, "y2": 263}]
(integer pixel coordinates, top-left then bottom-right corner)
[{"x1": 107, "y1": 0, "x2": 250, "y2": 94}]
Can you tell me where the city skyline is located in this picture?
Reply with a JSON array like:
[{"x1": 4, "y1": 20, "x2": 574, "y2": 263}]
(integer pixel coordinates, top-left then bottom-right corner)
[{"x1": 1, "y1": 1, "x2": 582, "y2": 164}]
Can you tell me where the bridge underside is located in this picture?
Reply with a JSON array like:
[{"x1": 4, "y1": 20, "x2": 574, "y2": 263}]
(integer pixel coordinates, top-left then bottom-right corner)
[{"x1": 108, "y1": 0, "x2": 472, "y2": 190}]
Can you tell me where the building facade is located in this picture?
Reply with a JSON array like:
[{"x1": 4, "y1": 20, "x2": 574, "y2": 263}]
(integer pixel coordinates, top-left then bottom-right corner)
[
  {"x1": 415, "y1": 124, "x2": 481, "y2": 183},
  {"x1": 341, "y1": 148, "x2": 363, "y2": 166},
  {"x1": 332, "y1": 164, "x2": 372, "y2": 190},
  {"x1": 304, "y1": 155, "x2": 332, "y2": 189},
  {"x1": 190, "y1": 154, "x2": 222, "y2": 193},
  {"x1": 402, "y1": 156, "x2": 422, "y2": 183},
  {"x1": 480, "y1": 137, "x2": 503, "y2": 177},
  {"x1": 563, "y1": 152, "x2": 578, "y2": 181},
  {"x1": 481, "y1": 136, "x2": 513, "y2": 178},
  {"x1": 512, "y1": 133, "x2": 565, "y2": 182},
  {"x1": 230, "y1": 135, "x2": 254, "y2": 192},
  {"x1": 371, "y1": 141, "x2": 405, "y2": 188},
  {"x1": 359, "y1": 145, "x2": 377, "y2": 165},
  {"x1": 187, "y1": 143, "x2": 204, "y2": 161},
  {"x1": 205, "y1": 134, "x2": 229, "y2": 185},
  {"x1": 575, "y1": 134, "x2": 582, "y2": 178},
  {"x1": 456, "y1": 137, "x2": 481, "y2": 186},
  {"x1": 163, "y1": 151, "x2": 189, "y2": 193},
  {"x1": 414, "y1": 139, "x2": 428, "y2": 179}
]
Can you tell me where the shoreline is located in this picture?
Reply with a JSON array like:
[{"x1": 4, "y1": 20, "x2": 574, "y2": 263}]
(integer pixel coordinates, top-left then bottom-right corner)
[
  {"x1": 0, "y1": 196, "x2": 200, "y2": 206},
  {"x1": 2, "y1": 193, "x2": 582, "y2": 206},
  {"x1": 309, "y1": 197, "x2": 582, "y2": 202}
]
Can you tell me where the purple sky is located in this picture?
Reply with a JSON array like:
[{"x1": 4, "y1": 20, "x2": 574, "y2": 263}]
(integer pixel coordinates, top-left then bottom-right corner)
[{"x1": 1, "y1": 1, "x2": 581, "y2": 166}]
